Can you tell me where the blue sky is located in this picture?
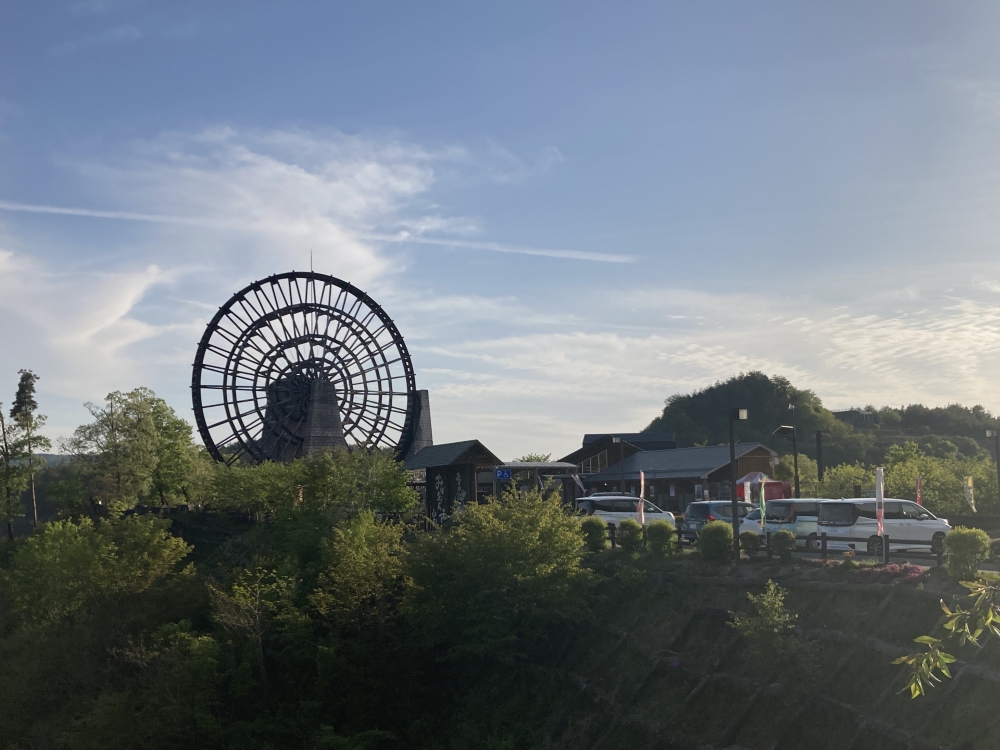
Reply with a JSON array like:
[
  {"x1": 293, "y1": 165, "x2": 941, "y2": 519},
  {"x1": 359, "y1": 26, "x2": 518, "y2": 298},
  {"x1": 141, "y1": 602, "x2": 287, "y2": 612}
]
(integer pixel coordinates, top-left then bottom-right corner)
[{"x1": 3, "y1": 1, "x2": 1000, "y2": 459}]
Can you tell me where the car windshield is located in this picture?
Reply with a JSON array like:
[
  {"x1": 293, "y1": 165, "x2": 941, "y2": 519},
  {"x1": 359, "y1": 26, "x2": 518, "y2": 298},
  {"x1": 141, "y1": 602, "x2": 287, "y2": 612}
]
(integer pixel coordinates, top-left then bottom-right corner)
[{"x1": 745, "y1": 508, "x2": 760, "y2": 520}]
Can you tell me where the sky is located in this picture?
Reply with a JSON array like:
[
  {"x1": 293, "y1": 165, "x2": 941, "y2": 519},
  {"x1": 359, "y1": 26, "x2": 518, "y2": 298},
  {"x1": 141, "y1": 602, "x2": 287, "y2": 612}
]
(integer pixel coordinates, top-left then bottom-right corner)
[{"x1": 3, "y1": 1, "x2": 1000, "y2": 460}]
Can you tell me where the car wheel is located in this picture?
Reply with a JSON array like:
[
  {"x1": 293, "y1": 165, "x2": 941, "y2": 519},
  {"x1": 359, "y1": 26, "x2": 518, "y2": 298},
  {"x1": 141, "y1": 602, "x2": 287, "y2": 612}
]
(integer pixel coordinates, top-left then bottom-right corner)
[
  {"x1": 806, "y1": 533, "x2": 819, "y2": 551},
  {"x1": 867, "y1": 536, "x2": 883, "y2": 555},
  {"x1": 931, "y1": 532, "x2": 945, "y2": 554}
]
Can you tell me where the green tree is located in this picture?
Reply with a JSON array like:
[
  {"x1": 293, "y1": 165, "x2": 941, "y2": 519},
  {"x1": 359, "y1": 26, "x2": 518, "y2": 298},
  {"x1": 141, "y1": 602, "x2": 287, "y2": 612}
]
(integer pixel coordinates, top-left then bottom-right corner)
[
  {"x1": 208, "y1": 567, "x2": 300, "y2": 687},
  {"x1": 3, "y1": 516, "x2": 192, "y2": 626},
  {"x1": 309, "y1": 511, "x2": 410, "y2": 631},
  {"x1": 406, "y1": 487, "x2": 593, "y2": 658},
  {"x1": 10, "y1": 370, "x2": 52, "y2": 528},
  {"x1": 64, "y1": 390, "x2": 162, "y2": 514},
  {"x1": 0, "y1": 405, "x2": 28, "y2": 539},
  {"x1": 514, "y1": 453, "x2": 551, "y2": 462}
]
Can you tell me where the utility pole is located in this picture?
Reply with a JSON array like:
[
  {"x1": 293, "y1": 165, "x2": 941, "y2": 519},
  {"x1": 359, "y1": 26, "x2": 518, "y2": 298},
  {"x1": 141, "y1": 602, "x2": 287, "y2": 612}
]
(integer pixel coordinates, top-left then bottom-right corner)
[
  {"x1": 729, "y1": 408, "x2": 748, "y2": 562},
  {"x1": 989, "y1": 429, "x2": 1000, "y2": 505},
  {"x1": 613, "y1": 436, "x2": 624, "y2": 493},
  {"x1": 815, "y1": 431, "x2": 824, "y2": 483}
]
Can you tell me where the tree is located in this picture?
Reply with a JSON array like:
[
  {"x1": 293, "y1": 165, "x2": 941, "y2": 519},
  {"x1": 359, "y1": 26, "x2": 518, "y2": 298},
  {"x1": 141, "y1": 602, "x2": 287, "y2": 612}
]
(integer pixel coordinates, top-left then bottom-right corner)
[
  {"x1": 62, "y1": 389, "x2": 199, "y2": 514},
  {"x1": 514, "y1": 453, "x2": 551, "y2": 462},
  {"x1": 0, "y1": 404, "x2": 27, "y2": 539},
  {"x1": 406, "y1": 487, "x2": 593, "y2": 658},
  {"x1": 11, "y1": 370, "x2": 52, "y2": 527},
  {"x1": 309, "y1": 511, "x2": 410, "y2": 631}
]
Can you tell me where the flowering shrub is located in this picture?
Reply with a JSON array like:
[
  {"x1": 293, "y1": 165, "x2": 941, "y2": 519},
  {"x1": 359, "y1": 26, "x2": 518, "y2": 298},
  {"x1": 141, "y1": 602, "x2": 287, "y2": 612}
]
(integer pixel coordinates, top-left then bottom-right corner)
[{"x1": 851, "y1": 563, "x2": 925, "y2": 584}]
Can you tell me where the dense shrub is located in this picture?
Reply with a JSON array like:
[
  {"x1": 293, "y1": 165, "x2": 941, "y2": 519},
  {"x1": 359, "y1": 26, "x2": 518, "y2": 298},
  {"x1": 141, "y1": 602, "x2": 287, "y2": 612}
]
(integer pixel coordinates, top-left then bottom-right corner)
[
  {"x1": 698, "y1": 521, "x2": 733, "y2": 562},
  {"x1": 740, "y1": 531, "x2": 762, "y2": 555},
  {"x1": 616, "y1": 519, "x2": 644, "y2": 554},
  {"x1": 943, "y1": 526, "x2": 990, "y2": 580},
  {"x1": 580, "y1": 516, "x2": 608, "y2": 552},
  {"x1": 770, "y1": 530, "x2": 796, "y2": 560},
  {"x1": 990, "y1": 538, "x2": 1000, "y2": 564},
  {"x1": 645, "y1": 520, "x2": 678, "y2": 558}
]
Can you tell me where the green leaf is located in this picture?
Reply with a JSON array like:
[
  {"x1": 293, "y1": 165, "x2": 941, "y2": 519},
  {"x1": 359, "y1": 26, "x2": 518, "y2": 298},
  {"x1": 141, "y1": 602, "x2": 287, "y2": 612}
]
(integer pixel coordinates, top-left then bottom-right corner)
[{"x1": 914, "y1": 635, "x2": 939, "y2": 645}]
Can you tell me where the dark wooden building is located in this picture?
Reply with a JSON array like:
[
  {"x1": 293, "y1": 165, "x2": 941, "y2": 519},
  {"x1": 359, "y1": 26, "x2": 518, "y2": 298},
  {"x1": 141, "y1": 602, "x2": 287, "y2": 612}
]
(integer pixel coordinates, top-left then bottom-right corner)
[
  {"x1": 403, "y1": 440, "x2": 502, "y2": 524},
  {"x1": 585, "y1": 442, "x2": 777, "y2": 512},
  {"x1": 560, "y1": 432, "x2": 676, "y2": 478}
]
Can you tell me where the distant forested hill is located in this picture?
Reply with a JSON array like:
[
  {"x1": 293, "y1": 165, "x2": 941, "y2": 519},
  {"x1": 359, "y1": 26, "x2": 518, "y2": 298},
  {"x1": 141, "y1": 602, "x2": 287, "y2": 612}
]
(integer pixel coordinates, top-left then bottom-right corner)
[{"x1": 644, "y1": 371, "x2": 1000, "y2": 467}]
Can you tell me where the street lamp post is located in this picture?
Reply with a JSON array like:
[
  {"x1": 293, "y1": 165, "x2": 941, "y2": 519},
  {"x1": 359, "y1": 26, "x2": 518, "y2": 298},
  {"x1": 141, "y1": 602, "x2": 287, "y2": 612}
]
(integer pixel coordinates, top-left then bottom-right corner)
[
  {"x1": 613, "y1": 436, "x2": 624, "y2": 493},
  {"x1": 730, "y1": 408, "x2": 748, "y2": 562},
  {"x1": 773, "y1": 407, "x2": 800, "y2": 499},
  {"x1": 988, "y1": 430, "x2": 1000, "y2": 504}
]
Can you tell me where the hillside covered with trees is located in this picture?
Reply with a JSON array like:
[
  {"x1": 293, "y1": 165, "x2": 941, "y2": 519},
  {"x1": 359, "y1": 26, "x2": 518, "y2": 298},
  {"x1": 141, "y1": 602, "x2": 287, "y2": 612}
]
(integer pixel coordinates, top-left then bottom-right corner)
[{"x1": 645, "y1": 372, "x2": 1000, "y2": 511}]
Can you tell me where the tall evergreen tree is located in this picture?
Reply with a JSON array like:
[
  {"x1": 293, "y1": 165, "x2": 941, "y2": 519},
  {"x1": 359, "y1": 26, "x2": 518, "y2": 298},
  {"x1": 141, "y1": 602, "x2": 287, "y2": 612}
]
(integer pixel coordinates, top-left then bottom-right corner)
[
  {"x1": 0, "y1": 405, "x2": 27, "y2": 539},
  {"x1": 11, "y1": 370, "x2": 52, "y2": 528}
]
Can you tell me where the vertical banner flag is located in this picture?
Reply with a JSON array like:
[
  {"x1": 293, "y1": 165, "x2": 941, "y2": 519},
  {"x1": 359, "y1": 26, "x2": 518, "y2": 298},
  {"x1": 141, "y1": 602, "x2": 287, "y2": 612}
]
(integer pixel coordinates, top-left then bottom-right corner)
[
  {"x1": 744, "y1": 481, "x2": 751, "y2": 503},
  {"x1": 875, "y1": 467, "x2": 885, "y2": 538},
  {"x1": 637, "y1": 470, "x2": 646, "y2": 525},
  {"x1": 965, "y1": 476, "x2": 976, "y2": 513},
  {"x1": 915, "y1": 476, "x2": 923, "y2": 506},
  {"x1": 759, "y1": 475, "x2": 767, "y2": 523}
]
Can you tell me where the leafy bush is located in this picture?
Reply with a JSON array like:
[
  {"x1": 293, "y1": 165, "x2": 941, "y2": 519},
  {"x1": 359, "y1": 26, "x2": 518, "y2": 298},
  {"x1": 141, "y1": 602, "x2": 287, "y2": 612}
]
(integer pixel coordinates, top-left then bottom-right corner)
[
  {"x1": 406, "y1": 488, "x2": 593, "y2": 657},
  {"x1": 615, "y1": 565, "x2": 646, "y2": 588},
  {"x1": 944, "y1": 526, "x2": 990, "y2": 580},
  {"x1": 729, "y1": 580, "x2": 816, "y2": 687},
  {"x1": 770, "y1": 530, "x2": 796, "y2": 560},
  {"x1": 740, "y1": 531, "x2": 762, "y2": 555},
  {"x1": 851, "y1": 563, "x2": 925, "y2": 584},
  {"x1": 990, "y1": 538, "x2": 1000, "y2": 564},
  {"x1": 645, "y1": 520, "x2": 678, "y2": 558},
  {"x1": 580, "y1": 516, "x2": 608, "y2": 552},
  {"x1": 616, "y1": 519, "x2": 644, "y2": 554},
  {"x1": 698, "y1": 521, "x2": 733, "y2": 562}
]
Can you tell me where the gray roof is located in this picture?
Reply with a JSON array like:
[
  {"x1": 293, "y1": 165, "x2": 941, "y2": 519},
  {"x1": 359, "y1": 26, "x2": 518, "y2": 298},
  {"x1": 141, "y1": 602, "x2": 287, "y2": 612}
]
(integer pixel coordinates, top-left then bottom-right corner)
[
  {"x1": 587, "y1": 442, "x2": 774, "y2": 482},
  {"x1": 582, "y1": 431, "x2": 674, "y2": 446},
  {"x1": 403, "y1": 440, "x2": 500, "y2": 470}
]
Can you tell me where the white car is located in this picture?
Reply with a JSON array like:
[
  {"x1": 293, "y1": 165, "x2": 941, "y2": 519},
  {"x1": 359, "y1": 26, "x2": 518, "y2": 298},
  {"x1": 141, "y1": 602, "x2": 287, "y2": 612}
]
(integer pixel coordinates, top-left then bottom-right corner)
[
  {"x1": 739, "y1": 507, "x2": 765, "y2": 537},
  {"x1": 578, "y1": 495, "x2": 676, "y2": 529},
  {"x1": 817, "y1": 499, "x2": 951, "y2": 554}
]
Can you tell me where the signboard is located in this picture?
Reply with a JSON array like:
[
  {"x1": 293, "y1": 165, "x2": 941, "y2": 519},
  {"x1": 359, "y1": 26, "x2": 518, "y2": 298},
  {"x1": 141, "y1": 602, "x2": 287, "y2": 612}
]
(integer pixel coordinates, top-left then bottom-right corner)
[{"x1": 494, "y1": 468, "x2": 512, "y2": 480}]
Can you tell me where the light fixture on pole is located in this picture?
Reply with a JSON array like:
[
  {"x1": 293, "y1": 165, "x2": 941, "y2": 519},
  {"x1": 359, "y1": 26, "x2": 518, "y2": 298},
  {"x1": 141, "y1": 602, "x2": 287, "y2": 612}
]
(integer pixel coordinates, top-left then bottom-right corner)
[
  {"x1": 988, "y1": 429, "x2": 1000, "y2": 503},
  {"x1": 730, "y1": 408, "x2": 748, "y2": 562},
  {"x1": 612, "y1": 436, "x2": 625, "y2": 493},
  {"x1": 773, "y1": 409, "x2": 800, "y2": 498}
]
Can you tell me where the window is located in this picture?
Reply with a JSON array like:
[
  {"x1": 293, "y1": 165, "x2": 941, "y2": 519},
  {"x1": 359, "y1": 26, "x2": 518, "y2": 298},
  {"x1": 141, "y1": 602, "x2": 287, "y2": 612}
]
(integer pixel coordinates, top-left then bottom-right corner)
[
  {"x1": 883, "y1": 502, "x2": 904, "y2": 520},
  {"x1": 767, "y1": 502, "x2": 792, "y2": 522},
  {"x1": 685, "y1": 504, "x2": 710, "y2": 519},
  {"x1": 819, "y1": 503, "x2": 858, "y2": 525},
  {"x1": 856, "y1": 503, "x2": 877, "y2": 520},
  {"x1": 613, "y1": 500, "x2": 635, "y2": 512},
  {"x1": 643, "y1": 501, "x2": 661, "y2": 513},
  {"x1": 900, "y1": 503, "x2": 925, "y2": 519},
  {"x1": 714, "y1": 505, "x2": 733, "y2": 518},
  {"x1": 580, "y1": 450, "x2": 609, "y2": 474},
  {"x1": 794, "y1": 502, "x2": 819, "y2": 517}
]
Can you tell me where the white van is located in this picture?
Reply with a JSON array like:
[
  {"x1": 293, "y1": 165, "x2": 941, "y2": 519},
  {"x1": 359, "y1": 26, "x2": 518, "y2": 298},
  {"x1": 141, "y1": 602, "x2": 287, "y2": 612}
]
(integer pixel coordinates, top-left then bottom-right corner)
[
  {"x1": 578, "y1": 495, "x2": 677, "y2": 529},
  {"x1": 817, "y1": 499, "x2": 951, "y2": 554},
  {"x1": 763, "y1": 499, "x2": 829, "y2": 550}
]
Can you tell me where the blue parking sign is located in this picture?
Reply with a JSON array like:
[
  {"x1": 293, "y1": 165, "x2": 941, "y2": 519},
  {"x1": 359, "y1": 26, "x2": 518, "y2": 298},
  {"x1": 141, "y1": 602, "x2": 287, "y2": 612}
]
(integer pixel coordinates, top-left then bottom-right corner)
[{"x1": 494, "y1": 468, "x2": 512, "y2": 480}]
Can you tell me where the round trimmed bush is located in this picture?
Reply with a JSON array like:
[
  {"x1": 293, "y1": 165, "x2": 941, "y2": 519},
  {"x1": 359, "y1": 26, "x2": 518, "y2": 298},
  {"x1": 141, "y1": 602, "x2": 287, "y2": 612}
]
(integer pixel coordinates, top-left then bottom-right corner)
[
  {"x1": 740, "y1": 531, "x2": 762, "y2": 556},
  {"x1": 944, "y1": 527, "x2": 990, "y2": 580},
  {"x1": 617, "y1": 518, "x2": 644, "y2": 554},
  {"x1": 770, "y1": 530, "x2": 796, "y2": 560},
  {"x1": 646, "y1": 520, "x2": 678, "y2": 558},
  {"x1": 580, "y1": 516, "x2": 609, "y2": 552},
  {"x1": 697, "y1": 520, "x2": 733, "y2": 562},
  {"x1": 990, "y1": 538, "x2": 1000, "y2": 564}
]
